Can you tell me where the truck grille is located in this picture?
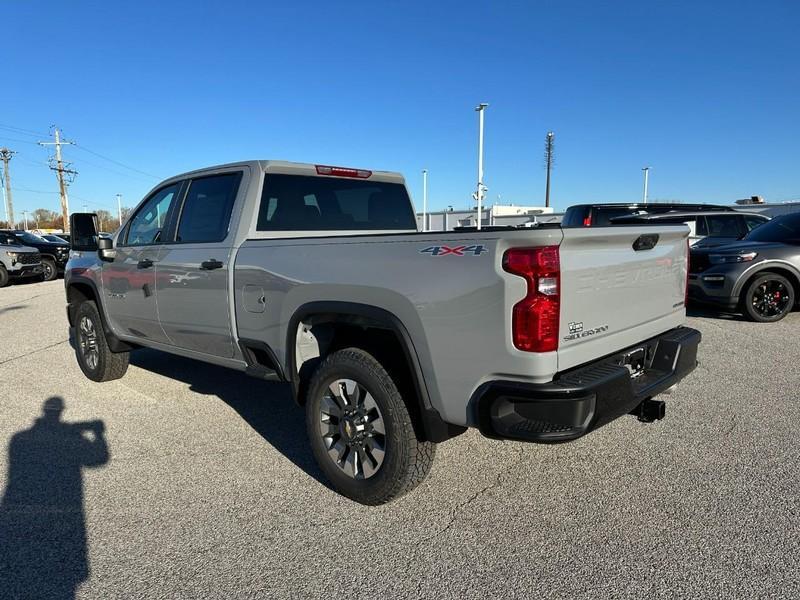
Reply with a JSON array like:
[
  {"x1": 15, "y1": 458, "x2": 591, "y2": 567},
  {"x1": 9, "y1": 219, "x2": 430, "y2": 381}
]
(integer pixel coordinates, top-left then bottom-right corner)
[
  {"x1": 689, "y1": 253, "x2": 710, "y2": 273},
  {"x1": 17, "y1": 252, "x2": 41, "y2": 265}
]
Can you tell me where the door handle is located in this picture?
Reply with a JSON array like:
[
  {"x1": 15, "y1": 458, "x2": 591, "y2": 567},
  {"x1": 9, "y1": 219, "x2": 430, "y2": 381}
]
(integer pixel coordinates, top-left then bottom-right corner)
[
  {"x1": 137, "y1": 258, "x2": 154, "y2": 269},
  {"x1": 200, "y1": 259, "x2": 224, "y2": 270}
]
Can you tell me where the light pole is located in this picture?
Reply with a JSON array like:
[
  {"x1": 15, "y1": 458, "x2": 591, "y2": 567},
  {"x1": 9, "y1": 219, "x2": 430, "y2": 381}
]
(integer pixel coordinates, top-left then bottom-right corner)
[
  {"x1": 642, "y1": 167, "x2": 651, "y2": 204},
  {"x1": 421, "y1": 169, "x2": 428, "y2": 232},
  {"x1": 116, "y1": 193, "x2": 123, "y2": 228},
  {"x1": 474, "y1": 103, "x2": 489, "y2": 230},
  {"x1": 22, "y1": 210, "x2": 29, "y2": 230}
]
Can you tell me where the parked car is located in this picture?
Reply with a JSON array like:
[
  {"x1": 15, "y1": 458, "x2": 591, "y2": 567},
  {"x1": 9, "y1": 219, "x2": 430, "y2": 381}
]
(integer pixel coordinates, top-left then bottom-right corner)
[
  {"x1": 0, "y1": 230, "x2": 71, "y2": 281},
  {"x1": 65, "y1": 160, "x2": 700, "y2": 504},
  {"x1": 0, "y1": 232, "x2": 43, "y2": 287},
  {"x1": 689, "y1": 212, "x2": 800, "y2": 322},
  {"x1": 41, "y1": 234, "x2": 68, "y2": 244},
  {"x1": 561, "y1": 203, "x2": 769, "y2": 248}
]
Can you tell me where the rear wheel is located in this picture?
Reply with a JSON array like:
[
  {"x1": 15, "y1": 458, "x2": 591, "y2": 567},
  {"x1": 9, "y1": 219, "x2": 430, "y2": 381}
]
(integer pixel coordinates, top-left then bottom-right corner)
[
  {"x1": 742, "y1": 273, "x2": 795, "y2": 322},
  {"x1": 41, "y1": 257, "x2": 58, "y2": 281},
  {"x1": 74, "y1": 301, "x2": 130, "y2": 381},
  {"x1": 305, "y1": 348, "x2": 436, "y2": 505}
]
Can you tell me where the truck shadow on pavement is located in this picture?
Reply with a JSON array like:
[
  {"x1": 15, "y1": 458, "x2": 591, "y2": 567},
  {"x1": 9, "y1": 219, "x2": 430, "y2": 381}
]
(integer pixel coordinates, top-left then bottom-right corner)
[
  {"x1": 686, "y1": 305, "x2": 745, "y2": 321},
  {"x1": 130, "y1": 349, "x2": 327, "y2": 487},
  {"x1": 0, "y1": 396, "x2": 109, "y2": 600}
]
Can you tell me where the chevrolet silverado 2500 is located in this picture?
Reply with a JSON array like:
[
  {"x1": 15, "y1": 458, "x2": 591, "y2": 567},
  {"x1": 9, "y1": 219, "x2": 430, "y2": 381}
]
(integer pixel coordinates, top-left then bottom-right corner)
[{"x1": 65, "y1": 160, "x2": 701, "y2": 504}]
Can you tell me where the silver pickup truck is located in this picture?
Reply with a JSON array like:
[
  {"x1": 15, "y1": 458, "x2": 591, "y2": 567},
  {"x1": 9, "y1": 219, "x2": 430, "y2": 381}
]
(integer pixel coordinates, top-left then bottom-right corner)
[{"x1": 65, "y1": 160, "x2": 700, "y2": 504}]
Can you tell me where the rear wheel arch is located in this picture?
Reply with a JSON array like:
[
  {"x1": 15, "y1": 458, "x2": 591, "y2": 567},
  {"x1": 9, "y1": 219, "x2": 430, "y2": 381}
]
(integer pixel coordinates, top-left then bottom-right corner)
[
  {"x1": 736, "y1": 266, "x2": 800, "y2": 306},
  {"x1": 286, "y1": 302, "x2": 464, "y2": 443}
]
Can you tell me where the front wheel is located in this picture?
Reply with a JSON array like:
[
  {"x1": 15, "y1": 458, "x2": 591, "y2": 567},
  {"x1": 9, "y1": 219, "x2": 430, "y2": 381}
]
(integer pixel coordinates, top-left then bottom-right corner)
[
  {"x1": 0, "y1": 266, "x2": 8, "y2": 288},
  {"x1": 41, "y1": 257, "x2": 58, "y2": 281},
  {"x1": 305, "y1": 348, "x2": 436, "y2": 505},
  {"x1": 74, "y1": 301, "x2": 130, "y2": 382},
  {"x1": 742, "y1": 273, "x2": 795, "y2": 322}
]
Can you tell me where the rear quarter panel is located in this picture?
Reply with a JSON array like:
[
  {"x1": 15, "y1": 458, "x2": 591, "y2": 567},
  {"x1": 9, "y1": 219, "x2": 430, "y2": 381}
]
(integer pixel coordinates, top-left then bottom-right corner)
[{"x1": 234, "y1": 229, "x2": 562, "y2": 427}]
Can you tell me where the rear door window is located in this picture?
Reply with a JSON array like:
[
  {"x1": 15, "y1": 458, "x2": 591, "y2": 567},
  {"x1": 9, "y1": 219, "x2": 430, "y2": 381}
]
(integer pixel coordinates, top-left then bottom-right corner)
[
  {"x1": 256, "y1": 174, "x2": 416, "y2": 231},
  {"x1": 175, "y1": 172, "x2": 242, "y2": 243},
  {"x1": 704, "y1": 215, "x2": 743, "y2": 238}
]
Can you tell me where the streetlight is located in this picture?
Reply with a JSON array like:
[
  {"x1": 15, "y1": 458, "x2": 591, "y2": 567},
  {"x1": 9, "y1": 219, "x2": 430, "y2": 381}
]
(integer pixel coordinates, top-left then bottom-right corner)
[
  {"x1": 642, "y1": 167, "x2": 651, "y2": 204},
  {"x1": 421, "y1": 169, "x2": 428, "y2": 232},
  {"x1": 473, "y1": 103, "x2": 489, "y2": 230}
]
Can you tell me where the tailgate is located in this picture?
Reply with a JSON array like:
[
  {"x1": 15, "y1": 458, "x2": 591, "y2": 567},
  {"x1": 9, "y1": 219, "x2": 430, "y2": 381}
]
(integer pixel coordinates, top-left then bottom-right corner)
[{"x1": 557, "y1": 225, "x2": 688, "y2": 371}]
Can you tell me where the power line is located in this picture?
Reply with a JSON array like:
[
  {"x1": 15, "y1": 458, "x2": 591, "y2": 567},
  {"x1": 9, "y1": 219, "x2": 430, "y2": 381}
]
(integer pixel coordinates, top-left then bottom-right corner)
[
  {"x1": 72, "y1": 154, "x2": 159, "y2": 183},
  {"x1": 0, "y1": 135, "x2": 41, "y2": 146},
  {"x1": 72, "y1": 143, "x2": 162, "y2": 180},
  {"x1": 0, "y1": 123, "x2": 47, "y2": 138}
]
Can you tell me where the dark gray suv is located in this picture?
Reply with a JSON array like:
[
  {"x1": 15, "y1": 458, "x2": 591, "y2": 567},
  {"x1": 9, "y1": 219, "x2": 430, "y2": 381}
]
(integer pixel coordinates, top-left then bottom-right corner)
[{"x1": 689, "y1": 212, "x2": 800, "y2": 322}]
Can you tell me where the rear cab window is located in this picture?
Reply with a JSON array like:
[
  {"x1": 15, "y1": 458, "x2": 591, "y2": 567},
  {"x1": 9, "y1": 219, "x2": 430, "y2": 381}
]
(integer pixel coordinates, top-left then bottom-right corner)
[{"x1": 256, "y1": 174, "x2": 416, "y2": 232}]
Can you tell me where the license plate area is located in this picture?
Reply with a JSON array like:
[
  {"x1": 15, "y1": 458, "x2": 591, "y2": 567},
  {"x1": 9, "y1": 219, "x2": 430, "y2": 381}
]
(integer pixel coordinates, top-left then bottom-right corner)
[{"x1": 622, "y1": 347, "x2": 646, "y2": 378}]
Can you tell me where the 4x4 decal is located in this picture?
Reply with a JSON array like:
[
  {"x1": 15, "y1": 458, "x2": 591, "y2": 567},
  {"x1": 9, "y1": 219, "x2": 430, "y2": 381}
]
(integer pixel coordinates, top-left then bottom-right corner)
[{"x1": 419, "y1": 245, "x2": 487, "y2": 256}]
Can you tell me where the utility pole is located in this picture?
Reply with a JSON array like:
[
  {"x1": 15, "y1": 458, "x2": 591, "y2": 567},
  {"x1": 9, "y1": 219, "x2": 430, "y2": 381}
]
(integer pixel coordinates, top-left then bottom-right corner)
[
  {"x1": 116, "y1": 193, "x2": 123, "y2": 228},
  {"x1": 38, "y1": 127, "x2": 77, "y2": 231},
  {"x1": 544, "y1": 131, "x2": 555, "y2": 208},
  {"x1": 473, "y1": 103, "x2": 489, "y2": 230},
  {"x1": 0, "y1": 148, "x2": 16, "y2": 227},
  {"x1": 22, "y1": 210, "x2": 29, "y2": 231},
  {"x1": 642, "y1": 166, "x2": 651, "y2": 204},
  {"x1": 421, "y1": 170, "x2": 428, "y2": 232}
]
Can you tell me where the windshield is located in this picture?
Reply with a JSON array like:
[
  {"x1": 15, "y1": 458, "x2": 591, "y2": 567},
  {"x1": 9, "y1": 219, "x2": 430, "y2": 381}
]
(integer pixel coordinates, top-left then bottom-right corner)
[
  {"x1": 745, "y1": 213, "x2": 800, "y2": 243},
  {"x1": 0, "y1": 233, "x2": 21, "y2": 246},
  {"x1": 18, "y1": 232, "x2": 48, "y2": 244}
]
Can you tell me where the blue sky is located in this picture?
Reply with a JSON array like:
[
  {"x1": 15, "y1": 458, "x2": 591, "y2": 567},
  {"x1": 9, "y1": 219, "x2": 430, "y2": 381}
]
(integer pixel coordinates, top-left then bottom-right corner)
[{"x1": 3, "y1": 0, "x2": 799, "y2": 218}]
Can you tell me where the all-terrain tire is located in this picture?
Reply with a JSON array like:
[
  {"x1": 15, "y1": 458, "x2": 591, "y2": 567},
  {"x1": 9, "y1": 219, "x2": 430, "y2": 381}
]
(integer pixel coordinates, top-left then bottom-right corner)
[
  {"x1": 305, "y1": 347, "x2": 436, "y2": 505},
  {"x1": 41, "y1": 257, "x2": 58, "y2": 281},
  {"x1": 74, "y1": 300, "x2": 130, "y2": 382}
]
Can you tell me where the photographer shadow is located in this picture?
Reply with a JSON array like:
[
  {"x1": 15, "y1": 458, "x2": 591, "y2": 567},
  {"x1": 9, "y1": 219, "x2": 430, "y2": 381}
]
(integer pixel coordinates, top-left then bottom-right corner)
[
  {"x1": 130, "y1": 349, "x2": 326, "y2": 486},
  {"x1": 0, "y1": 397, "x2": 108, "y2": 600}
]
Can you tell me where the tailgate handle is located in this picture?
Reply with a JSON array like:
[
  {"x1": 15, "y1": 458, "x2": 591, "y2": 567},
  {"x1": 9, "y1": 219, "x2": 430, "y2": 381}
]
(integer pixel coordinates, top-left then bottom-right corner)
[{"x1": 632, "y1": 234, "x2": 659, "y2": 251}]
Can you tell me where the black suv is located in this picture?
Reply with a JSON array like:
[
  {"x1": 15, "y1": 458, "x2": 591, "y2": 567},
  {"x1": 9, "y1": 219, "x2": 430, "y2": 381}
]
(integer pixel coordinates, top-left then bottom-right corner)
[
  {"x1": 561, "y1": 203, "x2": 734, "y2": 227},
  {"x1": 0, "y1": 230, "x2": 70, "y2": 281}
]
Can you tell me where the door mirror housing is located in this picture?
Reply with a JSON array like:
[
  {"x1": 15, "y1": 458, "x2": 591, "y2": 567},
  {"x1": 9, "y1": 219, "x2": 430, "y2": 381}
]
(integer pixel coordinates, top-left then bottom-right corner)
[
  {"x1": 69, "y1": 213, "x2": 99, "y2": 251},
  {"x1": 97, "y1": 236, "x2": 116, "y2": 262}
]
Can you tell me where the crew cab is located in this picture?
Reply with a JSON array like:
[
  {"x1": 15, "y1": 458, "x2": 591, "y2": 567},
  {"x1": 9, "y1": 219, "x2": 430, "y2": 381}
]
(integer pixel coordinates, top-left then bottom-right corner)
[{"x1": 65, "y1": 160, "x2": 701, "y2": 504}]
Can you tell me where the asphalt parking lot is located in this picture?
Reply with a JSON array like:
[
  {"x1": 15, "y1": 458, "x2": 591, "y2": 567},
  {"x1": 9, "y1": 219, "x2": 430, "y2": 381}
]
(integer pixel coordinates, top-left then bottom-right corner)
[{"x1": 1, "y1": 279, "x2": 798, "y2": 599}]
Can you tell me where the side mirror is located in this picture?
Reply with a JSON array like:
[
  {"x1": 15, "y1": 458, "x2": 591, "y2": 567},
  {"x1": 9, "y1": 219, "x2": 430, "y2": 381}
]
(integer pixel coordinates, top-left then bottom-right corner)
[
  {"x1": 97, "y1": 237, "x2": 116, "y2": 262},
  {"x1": 69, "y1": 212, "x2": 99, "y2": 251}
]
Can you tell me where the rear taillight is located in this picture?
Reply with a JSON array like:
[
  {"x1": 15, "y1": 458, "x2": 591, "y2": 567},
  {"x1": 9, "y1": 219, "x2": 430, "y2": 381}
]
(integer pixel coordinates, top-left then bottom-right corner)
[
  {"x1": 685, "y1": 238, "x2": 690, "y2": 307},
  {"x1": 315, "y1": 165, "x2": 372, "y2": 179},
  {"x1": 503, "y1": 246, "x2": 560, "y2": 352}
]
